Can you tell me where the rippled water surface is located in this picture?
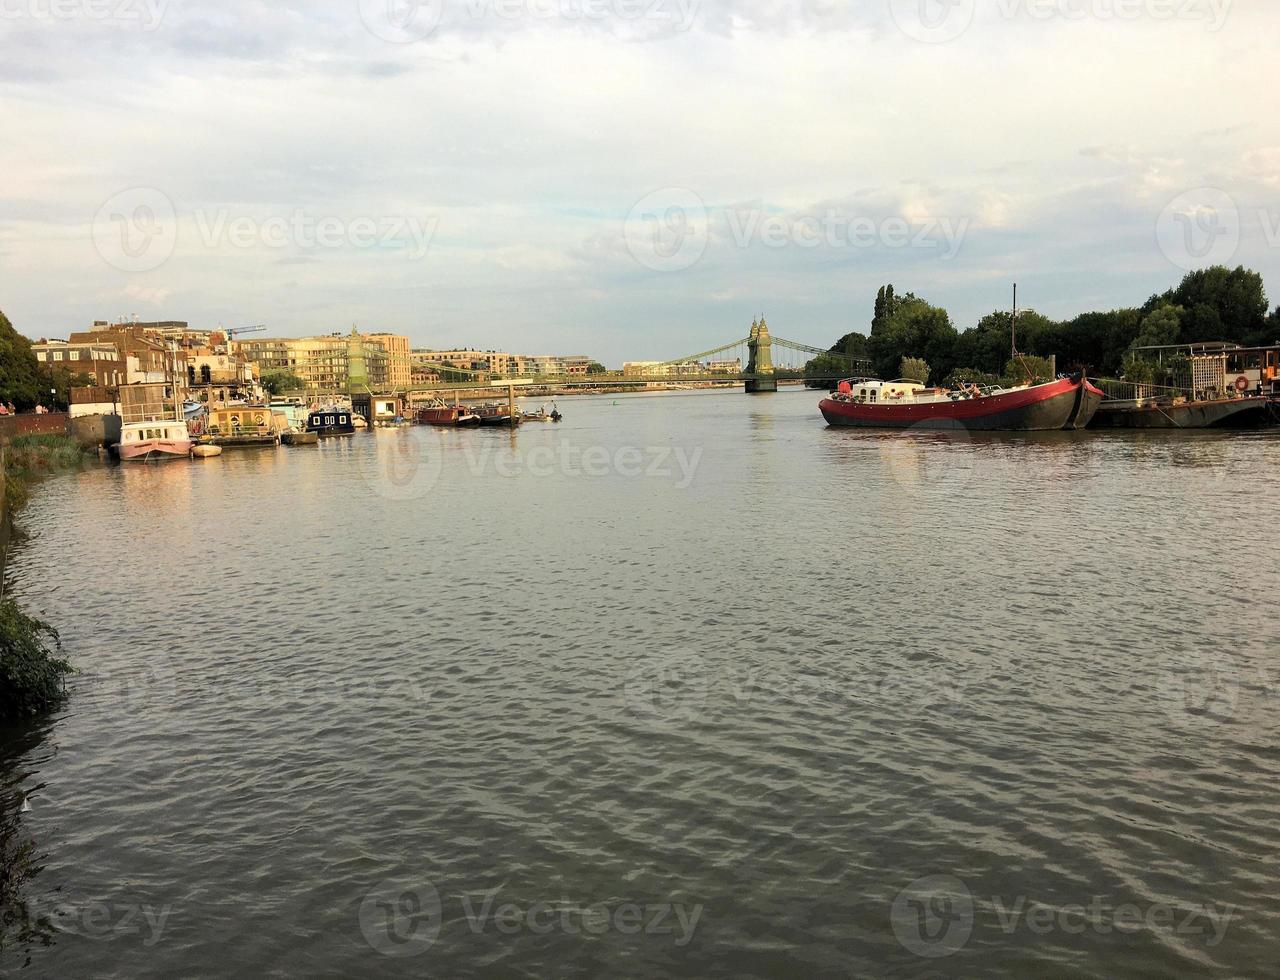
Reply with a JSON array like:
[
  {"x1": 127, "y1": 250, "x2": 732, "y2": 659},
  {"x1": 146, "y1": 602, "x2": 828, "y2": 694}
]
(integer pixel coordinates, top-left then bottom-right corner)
[{"x1": 4, "y1": 389, "x2": 1280, "y2": 977}]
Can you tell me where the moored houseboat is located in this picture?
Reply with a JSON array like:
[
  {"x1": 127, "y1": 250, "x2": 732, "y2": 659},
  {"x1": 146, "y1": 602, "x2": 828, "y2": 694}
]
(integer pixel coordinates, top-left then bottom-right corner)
[
  {"x1": 820, "y1": 374, "x2": 1104, "y2": 431},
  {"x1": 203, "y1": 406, "x2": 281, "y2": 448},
  {"x1": 417, "y1": 400, "x2": 481, "y2": 427},
  {"x1": 1090, "y1": 394, "x2": 1273, "y2": 429},
  {"x1": 306, "y1": 408, "x2": 357, "y2": 437},
  {"x1": 113, "y1": 419, "x2": 195, "y2": 461},
  {"x1": 474, "y1": 403, "x2": 521, "y2": 427}
]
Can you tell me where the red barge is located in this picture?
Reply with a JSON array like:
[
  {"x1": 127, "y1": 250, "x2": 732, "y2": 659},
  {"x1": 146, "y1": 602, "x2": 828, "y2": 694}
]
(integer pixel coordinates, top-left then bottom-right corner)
[{"x1": 819, "y1": 375, "x2": 1105, "y2": 431}]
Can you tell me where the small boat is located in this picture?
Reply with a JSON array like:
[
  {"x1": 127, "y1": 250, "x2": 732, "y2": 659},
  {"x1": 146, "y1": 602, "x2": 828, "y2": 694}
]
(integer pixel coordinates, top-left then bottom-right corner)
[
  {"x1": 306, "y1": 409, "x2": 357, "y2": 437},
  {"x1": 417, "y1": 401, "x2": 481, "y2": 427},
  {"x1": 113, "y1": 420, "x2": 195, "y2": 462},
  {"x1": 282, "y1": 430, "x2": 319, "y2": 446},
  {"x1": 352, "y1": 414, "x2": 369, "y2": 430},
  {"x1": 192, "y1": 444, "x2": 223, "y2": 458},
  {"x1": 1090, "y1": 394, "x2": 1273, "y2": 429},
  {"x1": 521, "y1": 404, "x2": 563, "y2": 423},
  {"x1": 820, "y1": 374, "x2": 1105, "y2": 431}
]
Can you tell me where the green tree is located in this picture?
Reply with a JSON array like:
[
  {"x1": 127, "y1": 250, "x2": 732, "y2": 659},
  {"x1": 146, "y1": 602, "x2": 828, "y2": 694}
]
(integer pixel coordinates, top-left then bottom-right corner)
[
  {"x1": 46, "y1": 369, "x2": 95, "y2": 410},
  {"x1": 1146, "y1": 266, "x2": 1268, "y2": 345},
  {"x1": 1048, "y1": 308, "x2": 1142, "y2": 375},
  {"x1": 261, "y1": 370, "x2": 307, "y2": 396},
  {"x1": 868, "y1": 294, "x2": 957, "y2": 382},
  {"x1": 1179, "y1": 303, "x2": 1225, "y2": 345},
  {"x1": 804, "y1": 352, "x2": 855, "y2": 387},
  {"x1": 1132, "y1": 303, "x2": 1184, "y2": 351},
  {"x1": 586, "y1": 361, "x2": 608, "y2": 375},
  {"x1": 827, "y1": 331, "x2": 869, "y2": 361},
  {"x1": 899, "y1": 357, "x2": 930, "y2": 384},
  {"x1": 0, "y1": 311, "x2": 42, "y2": 410}
]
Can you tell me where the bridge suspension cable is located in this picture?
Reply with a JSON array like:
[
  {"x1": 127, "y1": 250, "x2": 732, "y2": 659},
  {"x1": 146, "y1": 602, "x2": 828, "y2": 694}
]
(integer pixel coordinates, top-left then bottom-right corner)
[{"x1": 660, "y1": 338, "x2": 751, "y2": 367}]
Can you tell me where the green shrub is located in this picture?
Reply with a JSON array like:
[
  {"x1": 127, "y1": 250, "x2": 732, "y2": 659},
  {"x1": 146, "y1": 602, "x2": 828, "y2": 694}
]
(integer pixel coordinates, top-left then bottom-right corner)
[
  {"x1": 943, "y1": 367, "x2": 1002, "y2": 388},
  {"x1": 1003, "y1": 355, "x2": 1055, "y2": 385},
  {"x1": 0, "y1": 600, "x2": 71, "y2": 722}
]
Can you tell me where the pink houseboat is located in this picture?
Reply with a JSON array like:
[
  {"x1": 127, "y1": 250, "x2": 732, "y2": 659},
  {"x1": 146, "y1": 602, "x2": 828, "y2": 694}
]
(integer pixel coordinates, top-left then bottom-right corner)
[{"x1": 113, "y1": 419, "x2": 195, "y2": 462}]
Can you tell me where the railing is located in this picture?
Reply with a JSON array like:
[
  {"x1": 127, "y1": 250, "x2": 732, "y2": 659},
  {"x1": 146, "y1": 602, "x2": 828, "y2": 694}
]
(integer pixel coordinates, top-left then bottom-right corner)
[{"x1": 1094, "y1": 378, "x2": 1239, "y2": 404}]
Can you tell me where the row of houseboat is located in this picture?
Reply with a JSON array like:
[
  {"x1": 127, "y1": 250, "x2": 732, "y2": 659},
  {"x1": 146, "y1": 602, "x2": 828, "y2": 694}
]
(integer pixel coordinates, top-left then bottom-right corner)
[
  {"x1": 820, "y1": 335, "x2": 1280, "y2": 432},
  {"x1": 819, "y1": 375, "x2": 1277, "y2": 431},
  {"x1": 110, "y1": 396, "x2": 562, "y2": 462}
]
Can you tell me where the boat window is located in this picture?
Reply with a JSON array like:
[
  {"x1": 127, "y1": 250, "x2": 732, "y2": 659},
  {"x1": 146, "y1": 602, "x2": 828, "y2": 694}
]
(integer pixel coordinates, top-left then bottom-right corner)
[
  {"x1": 869, "y1": 390, "x2": 877, "y2": 403},
  {"x1": 326, "y1": 415, "x2": 335, "y2": 424}
]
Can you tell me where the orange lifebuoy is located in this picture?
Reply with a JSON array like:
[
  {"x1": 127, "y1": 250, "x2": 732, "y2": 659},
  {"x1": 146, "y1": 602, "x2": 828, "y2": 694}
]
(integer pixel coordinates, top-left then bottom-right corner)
[{"x1": 1235, "y1": 376, "x2": 1250, "y2": 393}]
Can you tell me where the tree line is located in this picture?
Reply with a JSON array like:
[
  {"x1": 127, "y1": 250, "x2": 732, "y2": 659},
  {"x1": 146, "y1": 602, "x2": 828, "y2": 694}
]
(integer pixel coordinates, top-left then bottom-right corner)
[{"x1": 806, "y1": 266, "x2": 1280, "y2": 387}]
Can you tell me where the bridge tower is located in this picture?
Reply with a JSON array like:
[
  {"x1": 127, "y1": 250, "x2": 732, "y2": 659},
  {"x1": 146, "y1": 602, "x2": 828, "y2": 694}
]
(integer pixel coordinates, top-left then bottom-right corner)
[
  {"x1": 346, "y1": 326, "x2": 369, "y2": 394},
  {"x1": 745, "y1": 315, "x2": 777, "y2": 393}
]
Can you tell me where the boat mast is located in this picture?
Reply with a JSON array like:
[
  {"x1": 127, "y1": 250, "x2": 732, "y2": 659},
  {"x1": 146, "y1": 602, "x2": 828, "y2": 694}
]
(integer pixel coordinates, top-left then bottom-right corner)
[{"x1": 1011, "y1": 283, "x2": 1018, "y2": 358}]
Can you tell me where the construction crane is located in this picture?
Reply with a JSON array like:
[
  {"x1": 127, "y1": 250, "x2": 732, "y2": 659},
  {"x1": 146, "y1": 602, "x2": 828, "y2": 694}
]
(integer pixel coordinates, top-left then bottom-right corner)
[{"x1": 223, "y1": 324, "x2": 266, "y2": 340}]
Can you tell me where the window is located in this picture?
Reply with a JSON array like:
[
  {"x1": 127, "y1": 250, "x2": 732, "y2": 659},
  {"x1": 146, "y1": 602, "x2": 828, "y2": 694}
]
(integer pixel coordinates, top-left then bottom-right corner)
[
  {"x1": 69, "y1": 350, "x2": 80, "y2": 361},
  {"x1": 52, "y1": 351, "x2": 63, "y2": 361}
]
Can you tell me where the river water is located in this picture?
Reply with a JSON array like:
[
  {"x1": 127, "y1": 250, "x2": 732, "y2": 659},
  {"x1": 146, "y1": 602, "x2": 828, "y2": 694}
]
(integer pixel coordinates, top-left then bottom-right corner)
[{"x1": 3, "y1": 389, "x2": 1279, "y2": 977}]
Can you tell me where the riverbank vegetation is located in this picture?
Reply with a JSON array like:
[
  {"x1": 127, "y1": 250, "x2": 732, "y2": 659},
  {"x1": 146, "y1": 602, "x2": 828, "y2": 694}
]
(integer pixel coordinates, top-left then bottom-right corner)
[
  {"x1": 1, "y1": 433, "x2": 83, "y2": 723},
  {"x1": 4, "y1": 433, "x2": 86, "y2": 518},
  {"x1": 807, "y1": 265, "x2": 1280, "y2": 387},
  {"x1": 0, "y1": 601, "x2": 69, "y2": 723}
]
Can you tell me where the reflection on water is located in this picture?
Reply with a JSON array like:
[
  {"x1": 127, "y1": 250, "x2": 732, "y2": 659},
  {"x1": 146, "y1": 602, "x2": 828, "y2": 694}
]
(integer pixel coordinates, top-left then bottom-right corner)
[
  {"x1": 2, "y1": 390, "x2": 1279, "y2": 977},
  {"x1": 0, "y1": 721, "x2": 58, "y2": 968}
]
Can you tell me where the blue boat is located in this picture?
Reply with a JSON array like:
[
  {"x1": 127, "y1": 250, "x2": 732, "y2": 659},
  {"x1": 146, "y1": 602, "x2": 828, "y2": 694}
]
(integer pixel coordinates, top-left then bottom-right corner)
[{"x1": 306, "y1": 409, "x2": 356, "y2": 437}]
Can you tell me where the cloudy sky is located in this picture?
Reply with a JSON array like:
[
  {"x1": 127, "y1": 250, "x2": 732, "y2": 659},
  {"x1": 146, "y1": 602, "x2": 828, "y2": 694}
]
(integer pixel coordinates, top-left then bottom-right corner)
[{"x1": 1, "y1": 0, "x2": 1277, "y2": 363}]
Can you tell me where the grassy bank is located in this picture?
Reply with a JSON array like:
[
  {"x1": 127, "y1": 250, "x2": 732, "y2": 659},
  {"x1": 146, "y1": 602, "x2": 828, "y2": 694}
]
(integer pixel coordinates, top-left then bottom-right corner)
[{"x1": 3, "y1": 433, "x2": 86, "y2": 518}]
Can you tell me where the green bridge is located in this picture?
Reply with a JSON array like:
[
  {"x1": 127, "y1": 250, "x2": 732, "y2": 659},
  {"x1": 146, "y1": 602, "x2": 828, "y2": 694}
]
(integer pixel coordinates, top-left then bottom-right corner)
[{"x1": 358, "y1": 318, "x2": 871, "y2": 398}]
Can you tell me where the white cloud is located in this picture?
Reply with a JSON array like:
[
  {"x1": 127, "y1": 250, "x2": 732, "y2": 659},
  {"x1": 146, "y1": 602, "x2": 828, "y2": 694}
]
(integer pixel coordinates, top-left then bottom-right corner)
[{"x1": 1, "y1": 0, "x2": 1278, "y2": 360}]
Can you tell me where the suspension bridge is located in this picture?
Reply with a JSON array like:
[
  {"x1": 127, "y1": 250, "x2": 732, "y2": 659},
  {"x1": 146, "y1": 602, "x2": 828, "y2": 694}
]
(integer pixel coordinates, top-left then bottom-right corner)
[{"x1": 400, "y1": 318, "x2": 872, "y2": 397}]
